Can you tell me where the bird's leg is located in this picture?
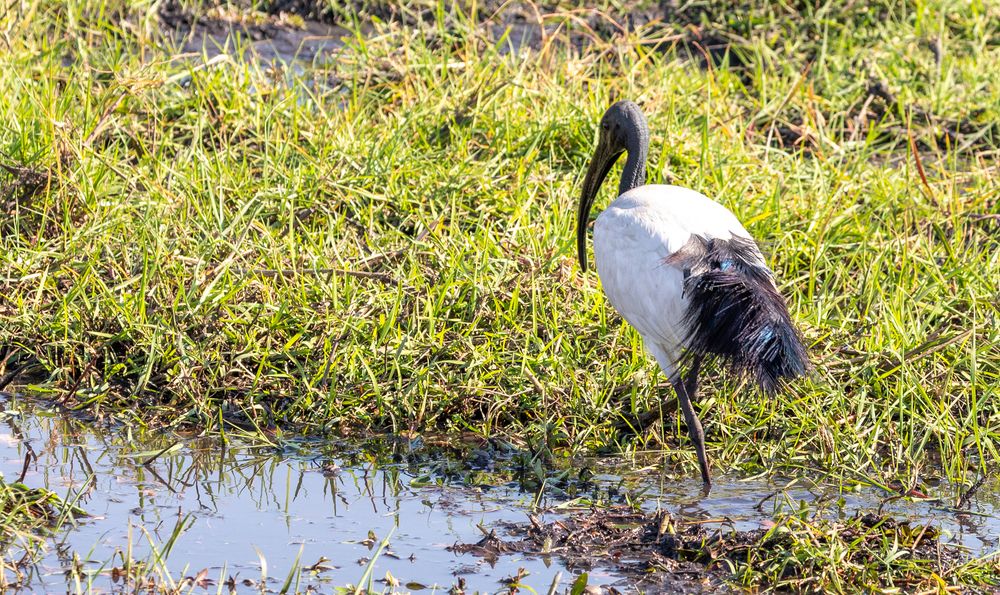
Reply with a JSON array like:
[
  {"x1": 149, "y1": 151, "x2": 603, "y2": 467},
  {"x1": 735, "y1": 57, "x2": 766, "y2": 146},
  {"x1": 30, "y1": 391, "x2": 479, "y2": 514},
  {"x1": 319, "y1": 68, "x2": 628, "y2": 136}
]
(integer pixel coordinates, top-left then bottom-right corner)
[
  {"x1": 684, "y1": 355, "x2": 702, "y2": 404},
  {"x1": 671, "y1": 356, "x2": 710, "y2": 486}
]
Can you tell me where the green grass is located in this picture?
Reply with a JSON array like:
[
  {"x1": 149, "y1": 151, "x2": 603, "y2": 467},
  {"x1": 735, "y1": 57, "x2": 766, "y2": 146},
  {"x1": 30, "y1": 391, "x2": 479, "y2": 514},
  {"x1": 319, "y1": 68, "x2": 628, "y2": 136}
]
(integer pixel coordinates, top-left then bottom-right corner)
[
  {"x1": 0, "y1": 0, "x2": 998, "y2": 588},
  {"x1": 2, "y1": 0, "x2": 998, "y2": 481},
  {"x1": 727, "y1": 509, "x2": 999, "y2": 592}
]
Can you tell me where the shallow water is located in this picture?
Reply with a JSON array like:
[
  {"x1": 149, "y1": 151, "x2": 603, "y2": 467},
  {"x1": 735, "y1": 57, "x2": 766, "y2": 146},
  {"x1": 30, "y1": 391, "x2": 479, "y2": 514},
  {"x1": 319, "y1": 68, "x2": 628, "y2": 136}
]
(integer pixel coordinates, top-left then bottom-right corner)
[
  {"x1": 1, "y1": 393, "x2": 998, "y2": 593},
  {"x1": 170, "y1": 15, "x2": 347, "y2": 64}
]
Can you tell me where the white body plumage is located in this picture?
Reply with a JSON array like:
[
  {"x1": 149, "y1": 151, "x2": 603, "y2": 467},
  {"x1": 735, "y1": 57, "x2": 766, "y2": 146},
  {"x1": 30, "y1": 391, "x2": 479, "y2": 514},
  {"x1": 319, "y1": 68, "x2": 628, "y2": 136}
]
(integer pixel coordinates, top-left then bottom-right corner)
[{"x1": 592, "y1": 184, "x2": 769, "y2": 379}]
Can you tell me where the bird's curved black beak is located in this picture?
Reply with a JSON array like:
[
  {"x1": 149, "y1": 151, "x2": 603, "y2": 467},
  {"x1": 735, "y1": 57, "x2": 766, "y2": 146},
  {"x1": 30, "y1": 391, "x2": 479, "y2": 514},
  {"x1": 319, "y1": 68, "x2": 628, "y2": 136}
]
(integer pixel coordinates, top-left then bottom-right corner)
[{"x1": 576, "y1": 141, "x2": 622, "y2": 273}]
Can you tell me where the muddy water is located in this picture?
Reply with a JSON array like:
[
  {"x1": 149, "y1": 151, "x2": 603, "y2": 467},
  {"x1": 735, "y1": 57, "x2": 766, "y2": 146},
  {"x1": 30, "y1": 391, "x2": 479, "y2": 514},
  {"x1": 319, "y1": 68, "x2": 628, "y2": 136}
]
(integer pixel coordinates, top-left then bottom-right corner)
[
  {"x1": 172, "y1": 19, "x2": 348, "y2": 64},
  {"x1": 2, "y1": 393, "x2": 999, "y2": 593},
  {"x1": 0, "y1": 396, "x2": 588, "y2": 592}
]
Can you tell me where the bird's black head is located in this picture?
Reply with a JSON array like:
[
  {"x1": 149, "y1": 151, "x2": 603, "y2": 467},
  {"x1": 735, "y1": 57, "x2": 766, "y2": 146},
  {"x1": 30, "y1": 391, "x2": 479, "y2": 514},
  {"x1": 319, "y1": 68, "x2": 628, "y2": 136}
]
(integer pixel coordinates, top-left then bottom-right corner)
[
  {"x1": 597, "y1": 101, "x2": 647, "y2": 155},
  {"x1": 576, "y1": 100, "x2": 650, "y2": 272}
]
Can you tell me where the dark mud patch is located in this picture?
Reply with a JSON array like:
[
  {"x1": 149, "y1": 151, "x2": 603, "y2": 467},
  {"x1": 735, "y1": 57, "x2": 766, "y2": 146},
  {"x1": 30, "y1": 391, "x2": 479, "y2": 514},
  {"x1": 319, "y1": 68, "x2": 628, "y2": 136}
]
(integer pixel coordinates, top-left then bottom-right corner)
[
  {"x1": 452, "y1": 506, "x2": 980, "y2": 592},
  {"x1": 159, "y1": 1, "x2": 345, "y2": 61},
  {"x1": 451, "y1": 509, "x2": 733, "y2": 593},
  {"x1": 155, "y1": 0, "x2": 760, "y2": 69},
  {"x1": 0, "y1": 160, "x2": 69, "y2": 241},
  {"x1": 0, "y1": 162, "x2": 51, "y2": 205}
]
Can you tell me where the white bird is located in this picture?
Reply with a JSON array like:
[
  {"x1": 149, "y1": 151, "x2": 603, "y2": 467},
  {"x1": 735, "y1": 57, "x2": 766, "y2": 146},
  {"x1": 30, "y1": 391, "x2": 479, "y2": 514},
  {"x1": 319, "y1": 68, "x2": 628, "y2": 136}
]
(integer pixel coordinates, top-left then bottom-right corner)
[{"x1": 576, "y1": 100, "x2": 808, "y2": 486}]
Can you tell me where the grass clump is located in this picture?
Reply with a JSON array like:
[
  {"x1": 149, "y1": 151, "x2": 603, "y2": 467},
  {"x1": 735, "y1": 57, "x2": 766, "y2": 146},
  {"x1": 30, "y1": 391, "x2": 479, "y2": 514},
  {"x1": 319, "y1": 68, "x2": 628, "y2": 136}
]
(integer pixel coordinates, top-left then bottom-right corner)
[
  {"x1": 0, "y1": 472, "x2": 85, "y2": 588},
  {"x1": 728, "y1": 512, "x2": 998, "y2": 592},
  {"x1": 0, "y1": 478, "x2": 68, "y2": 538},
  {"x1": 0, "y1": 0, "x2": 997, "y2": 497}
]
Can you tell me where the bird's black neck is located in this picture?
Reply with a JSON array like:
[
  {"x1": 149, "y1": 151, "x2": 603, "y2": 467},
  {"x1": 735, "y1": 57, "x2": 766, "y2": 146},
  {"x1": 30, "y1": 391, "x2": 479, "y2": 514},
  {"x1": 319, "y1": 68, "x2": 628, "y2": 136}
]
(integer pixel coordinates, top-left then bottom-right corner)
[{"x1": 618, "y1": 121, "x2": 649, "y2": 196}]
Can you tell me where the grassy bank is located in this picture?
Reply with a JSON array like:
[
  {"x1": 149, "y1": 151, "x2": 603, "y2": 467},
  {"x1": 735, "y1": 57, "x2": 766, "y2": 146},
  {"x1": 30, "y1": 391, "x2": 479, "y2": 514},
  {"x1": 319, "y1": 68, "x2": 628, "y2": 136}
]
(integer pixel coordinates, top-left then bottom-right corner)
[{"x1": 1, "y1": 0, "x2": 997, "y2": 496}]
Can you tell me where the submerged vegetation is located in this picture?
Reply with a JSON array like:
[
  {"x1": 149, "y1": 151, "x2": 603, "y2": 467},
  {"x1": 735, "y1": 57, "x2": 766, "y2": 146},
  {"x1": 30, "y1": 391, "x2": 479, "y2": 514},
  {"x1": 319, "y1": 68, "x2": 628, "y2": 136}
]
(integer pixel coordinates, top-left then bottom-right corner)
[
  {"x1": 1, "y1": 0, "x2": 998, "y2": 590},
  {"x1": 0, "y1": 470, "x2": 86, "y2": 588}
]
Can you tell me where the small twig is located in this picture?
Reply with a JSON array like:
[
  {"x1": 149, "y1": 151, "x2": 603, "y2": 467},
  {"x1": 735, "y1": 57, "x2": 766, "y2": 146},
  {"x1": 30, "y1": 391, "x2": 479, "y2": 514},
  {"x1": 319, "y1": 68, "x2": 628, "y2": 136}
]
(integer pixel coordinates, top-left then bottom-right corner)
[
  {"x1": 689, "y1": 40, "x2": 714, "y2": 73},
  {"x1": 58, "y1": 359, "x2": 96, "y2": 405},
  {"x1": 83, "y1": 90, "x2": 129, "y2": 147},
  {"x1": 140, "y1": 463, "x2": 182, "y2": 493},
  {"x1": 907, "y1": 124, "x2": 937, "y2": 207},
  {"x1": 524, "y1": 369, "x2": 544, "y2": 396},
  {"x1": 910, "y1": 523, "x2": 933, "y2": 550},
  {"x1": 544, "y1": 571, "x2": 562, "y2": 595},
  {"x1": 354, "y1": 217, "x2": 441, "y2": 271},
  {"x1": 754, "y1": 489, "x2": 782, "y2": 512},
  {"x1": 16, "y1": 451, "x2": 32, "y2": 483}
]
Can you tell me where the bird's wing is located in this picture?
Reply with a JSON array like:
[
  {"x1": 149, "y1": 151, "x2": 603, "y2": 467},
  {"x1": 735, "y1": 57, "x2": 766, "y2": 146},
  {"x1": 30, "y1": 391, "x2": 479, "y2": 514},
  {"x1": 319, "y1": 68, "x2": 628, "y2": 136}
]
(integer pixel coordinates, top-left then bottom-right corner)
[{"x1": 592, "y1": 185, "x2": 762, "y2": 370}]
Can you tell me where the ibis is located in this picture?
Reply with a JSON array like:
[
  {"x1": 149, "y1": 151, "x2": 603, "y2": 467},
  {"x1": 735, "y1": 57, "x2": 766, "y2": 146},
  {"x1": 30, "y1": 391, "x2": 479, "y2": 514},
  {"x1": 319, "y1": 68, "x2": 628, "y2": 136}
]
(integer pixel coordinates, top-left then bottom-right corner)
[{"x1": 576, "y1": 100, "x2": 808, "y2": 486}]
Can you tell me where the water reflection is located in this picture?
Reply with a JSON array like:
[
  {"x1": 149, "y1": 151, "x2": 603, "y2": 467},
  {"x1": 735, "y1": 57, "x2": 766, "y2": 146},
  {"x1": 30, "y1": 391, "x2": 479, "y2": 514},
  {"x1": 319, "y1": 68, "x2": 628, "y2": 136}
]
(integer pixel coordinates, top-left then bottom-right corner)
[
  {"x1": 1, "y1": 395, "x2": 997, "y2": 593},
  {"x1": 0, "y1": 399, "x2": 568, "y2": 592}
]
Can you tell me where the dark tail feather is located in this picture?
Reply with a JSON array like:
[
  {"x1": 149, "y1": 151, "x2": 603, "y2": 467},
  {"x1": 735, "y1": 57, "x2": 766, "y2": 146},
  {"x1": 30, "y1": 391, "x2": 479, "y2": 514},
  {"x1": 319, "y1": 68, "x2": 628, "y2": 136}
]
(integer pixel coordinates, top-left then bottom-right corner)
[{"x1": 682, "y1": 269, "x2": 808, "y2": 393}]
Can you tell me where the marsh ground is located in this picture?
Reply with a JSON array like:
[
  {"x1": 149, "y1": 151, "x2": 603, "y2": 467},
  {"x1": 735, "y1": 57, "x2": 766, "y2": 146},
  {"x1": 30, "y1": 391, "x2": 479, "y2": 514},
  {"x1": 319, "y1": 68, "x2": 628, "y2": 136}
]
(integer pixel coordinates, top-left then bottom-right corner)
[{"x1": 1, "y1": 0, "x2": 998, "y2": 591}]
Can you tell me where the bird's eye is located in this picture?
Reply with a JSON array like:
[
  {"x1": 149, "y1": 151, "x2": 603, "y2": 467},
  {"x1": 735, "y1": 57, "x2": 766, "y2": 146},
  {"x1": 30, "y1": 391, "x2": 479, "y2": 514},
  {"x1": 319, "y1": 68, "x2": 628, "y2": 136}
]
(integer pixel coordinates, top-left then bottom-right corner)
[{"x1": 601, "y1": 122, "x2": 609, "y2": 131}]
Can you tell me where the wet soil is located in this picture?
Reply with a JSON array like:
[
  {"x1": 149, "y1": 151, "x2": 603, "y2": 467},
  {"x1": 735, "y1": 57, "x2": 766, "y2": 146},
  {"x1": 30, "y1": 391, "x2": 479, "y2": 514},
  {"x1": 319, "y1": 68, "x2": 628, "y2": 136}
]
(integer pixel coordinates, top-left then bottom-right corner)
[
  {"x1": 0, "y1": 161, "x2": 68, "y2": 243},
  {"x1": 0, "y1": 163, "x2": 50, "y2": 205},
  {"x1": 155, "y1": 0, "x2": 752, "y2": 63},
  {"x1": 451, "y1": 507, "x2": 735, "y2": 593},
  {"x1": 451, "y1": 506, "x2": 969, "y2": 592},
  {"x1": 159, "y1": 2, "x2": 346, "y2": 61}
]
